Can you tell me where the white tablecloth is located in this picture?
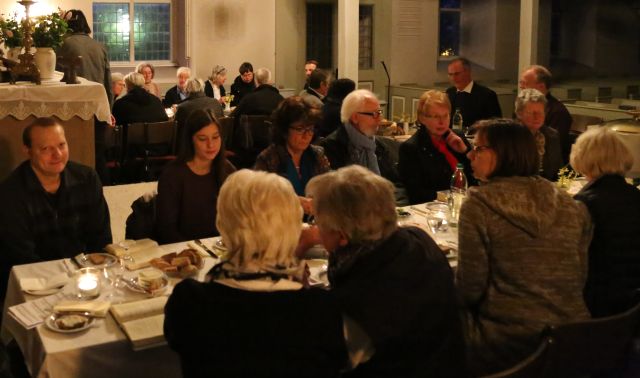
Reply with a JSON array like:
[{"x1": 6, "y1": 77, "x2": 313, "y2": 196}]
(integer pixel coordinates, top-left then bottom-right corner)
[
  {"x1": 0, "y1": 72, "x2": 111, "y2": 123},
  {"x1": 1, "y1": 238, "x2": 220, "y2": 378}
]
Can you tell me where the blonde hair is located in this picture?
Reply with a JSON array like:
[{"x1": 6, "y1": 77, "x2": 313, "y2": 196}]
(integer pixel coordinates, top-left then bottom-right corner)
[
  {"x1": 306, "y1": 165, "x2": 397, "y2": 243},
  {"x1": 124, "y1": 72, "x2": 145, "y2": 88},
  {"x1": 417, "y1": 90, "x2": 451, "y2": 118},
  {"x1": 570, "y1": 127, "x2": 633, "y2": 179},
  {"x1": 216, "y1": 170, "x2": 303, "y2": 269}
]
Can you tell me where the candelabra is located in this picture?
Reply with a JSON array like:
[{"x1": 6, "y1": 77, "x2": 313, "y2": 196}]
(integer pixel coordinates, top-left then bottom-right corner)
[{"x1": 10, "y1": 0, "x2": 40, "y2": 84}]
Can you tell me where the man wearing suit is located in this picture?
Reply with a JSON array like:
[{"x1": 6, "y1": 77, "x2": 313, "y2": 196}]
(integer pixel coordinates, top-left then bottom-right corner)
[
  {"x1": 519, "y1": 64, "x2": 573, "y2": 163},
  {"x1": 446, "y1": 57, "x2": 502, "y2": 130}
]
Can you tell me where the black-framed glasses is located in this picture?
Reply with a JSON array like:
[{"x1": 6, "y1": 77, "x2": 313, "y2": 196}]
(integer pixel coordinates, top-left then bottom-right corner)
[
  {"x1": 471, "y1": 145, "x2": 492, "y2": 153},
  {"x1": 289, "y1": 126, "x2": 315, "y2": 135},
  {"x1": 357, "y1": 109, "x2": 383, "y2": 118}
]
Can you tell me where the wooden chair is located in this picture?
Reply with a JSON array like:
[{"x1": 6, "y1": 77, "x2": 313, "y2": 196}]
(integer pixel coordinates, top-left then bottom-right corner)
[
  {"x1": 480, "y1": 338, "x2": 551, "y2": 378},
  {"x1": 103, "y1": 125, "x2": 124, "y2": 184},
  {"x1": 231, "y1": 115, "x2": 272, "y2": 168},
  {"x1": 125, "y1": 120, "x2": 177, "y2": 182},
  {"x1": 541, "y1": 301, "x2": 640, "y2": 378}
]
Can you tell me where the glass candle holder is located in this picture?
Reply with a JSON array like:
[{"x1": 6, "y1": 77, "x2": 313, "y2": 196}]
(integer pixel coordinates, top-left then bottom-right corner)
[{"x1": 74, "y1": 267, "x2": 101, "y2": 300}]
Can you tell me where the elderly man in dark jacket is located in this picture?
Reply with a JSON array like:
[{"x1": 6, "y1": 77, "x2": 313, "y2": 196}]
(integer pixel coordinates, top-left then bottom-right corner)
[{"x1": 174, "y1": 78, "x2": 223, "y2": 154}]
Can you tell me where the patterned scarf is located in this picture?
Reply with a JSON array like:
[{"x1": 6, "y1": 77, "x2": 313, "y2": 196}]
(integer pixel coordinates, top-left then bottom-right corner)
[
  {"x1": 534, "y1": 130, "x2": 546, "y2": 175},
  {"x1": 345, "y1": 122, "x2": 381, "y2": 175}
]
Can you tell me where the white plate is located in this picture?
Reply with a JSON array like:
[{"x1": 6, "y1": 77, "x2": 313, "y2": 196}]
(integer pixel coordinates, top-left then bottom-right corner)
[
  {"x1": 45, "y1": 313, "x2": 95, "y2": 333},
  {"x1": 212, "y1": 237, "x2": 227, "y2": 252},
  {"x1": 77, "y1": 253, "x2": 118, "y2": 268},
  {"x1": 124, "y1": 276, "x2": 169, "y2": 295},
  {"x1": 25, "y1": 287, "x2": 63, "y2": 296}
]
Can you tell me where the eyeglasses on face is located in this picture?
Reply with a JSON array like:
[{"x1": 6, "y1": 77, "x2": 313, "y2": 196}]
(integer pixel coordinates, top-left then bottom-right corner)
[
  {"x1": 289, "y1": 126, "x2": 315, "y2": 135},
  {"x1": 357, "y1": 109, "x2": 383, "y2": 118},
  {"x1": 423, "y1": 114, "x2": 450, "y2": 121},
  {"x1": 471, "y1": 145, "x2": 492, "y2": 153}
]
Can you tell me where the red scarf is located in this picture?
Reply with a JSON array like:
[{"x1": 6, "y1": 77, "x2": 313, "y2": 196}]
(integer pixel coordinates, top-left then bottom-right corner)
[{"x1": 430, "y1": 135, "x2": 458, "y2": 172}]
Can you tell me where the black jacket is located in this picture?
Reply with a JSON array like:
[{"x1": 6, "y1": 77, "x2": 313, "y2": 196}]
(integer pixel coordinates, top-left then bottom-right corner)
[
  {"x1": 112, "y1": 87, "x2": 168, "y2": 128},
  {"x1": 204, "y1": 80, "x2": 226, "y2": 99},
  {"x1": 446, "y1": 82, "x2": 502, "y2": 129},
  {"x1": 575, "y1": 175, "x2": 640, "y2": 317},
  {"x1": 398, "y1": 125, "x2": 475, "y2": 204},
  {"x1": 229, "y1": 75, "x2": 255, "y2": 106},
  {"x1": 318, "y1": 124, "x2": 400, "y2": 184},
  {"x1": 329, "y1": 227, "x2": 467, "y2": 378},
  {"x1": 162, "y1": 85, "x2": 185, "y2": 108}
]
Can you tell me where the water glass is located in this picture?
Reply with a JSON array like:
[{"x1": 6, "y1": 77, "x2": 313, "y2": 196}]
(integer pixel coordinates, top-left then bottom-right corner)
[{"x1": 425, "y1": 203, "x2": 450, "y2": 234}]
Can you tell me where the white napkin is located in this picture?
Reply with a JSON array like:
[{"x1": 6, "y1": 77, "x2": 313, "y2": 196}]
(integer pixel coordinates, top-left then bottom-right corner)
[
  {"x1": 186, "y1": 241, "x2": 212, "y2": 258},
  {"x1": 20, "y1": 272, "x2": 69, "y2": 292},
  {"x1": 53, "y1": 300, "x2": 111, "y2": 317},
  {"x1": 105, "y1": 238, "x2": 159, "y2": 257}
]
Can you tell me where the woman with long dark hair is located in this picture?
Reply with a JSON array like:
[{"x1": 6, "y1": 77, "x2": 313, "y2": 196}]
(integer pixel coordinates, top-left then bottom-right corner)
[{"x1": 156, "y1": 109, "x2": 236, "y2": 243}]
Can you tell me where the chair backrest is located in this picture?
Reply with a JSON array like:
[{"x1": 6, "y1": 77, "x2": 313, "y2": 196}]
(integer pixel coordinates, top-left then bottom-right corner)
[
  {"x1": 127, "y1": 120, "x2": 176, "y2": 156},
  {"x1": 218, "y1": 116, "x2": 235, "y2": 150},
  {"x1": 480, "y1": 338, "x2": 550, "y2": 378},
  {"x1": 239, "y1": 115, "x2": 272, "y2": 150},
  {"x1": 539, "y1": 300, "x2": 640, "y2": 377}
]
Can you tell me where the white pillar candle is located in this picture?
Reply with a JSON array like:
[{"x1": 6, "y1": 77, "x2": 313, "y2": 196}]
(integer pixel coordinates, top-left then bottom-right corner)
[{"x1": 77, "y1": 274, "x2": 99, "y2": 298}]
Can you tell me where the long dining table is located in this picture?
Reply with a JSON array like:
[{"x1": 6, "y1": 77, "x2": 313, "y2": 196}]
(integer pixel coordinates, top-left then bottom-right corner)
[{"x1": 0, "y1": 203, "x2": 457, "y2": 378}]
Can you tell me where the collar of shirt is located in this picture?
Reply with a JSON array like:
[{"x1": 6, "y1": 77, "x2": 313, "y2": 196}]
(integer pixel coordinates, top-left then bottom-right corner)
[
  {"x1": 458, "y1": 81, "x2": 474, "y2": 94},
  {"x1": 309, "y1": 87, "x2": 325, "y2": 99}
]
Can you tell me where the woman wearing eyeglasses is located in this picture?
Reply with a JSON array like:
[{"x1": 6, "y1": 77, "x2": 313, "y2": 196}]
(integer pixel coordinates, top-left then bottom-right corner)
[
  {"x1": 254, "y1": 96, "x2": 330, "y2": 214},
  {"x1": 515, "y1": 88, "x2": 564, "y2": 181},
  {"x1": 458, "y1": 119, "x2": 591, "y2": 375},
  {"x1": 398, "y1": 90, "x2": 476, "y2": 204}
]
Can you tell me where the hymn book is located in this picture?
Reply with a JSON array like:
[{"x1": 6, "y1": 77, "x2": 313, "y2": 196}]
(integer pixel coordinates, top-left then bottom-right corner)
[{"x1": 110, "y1": 296, "x2": 168, "y2": 351}]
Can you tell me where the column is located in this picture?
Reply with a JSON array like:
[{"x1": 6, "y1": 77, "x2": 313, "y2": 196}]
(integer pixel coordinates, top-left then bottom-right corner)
[
  {"x1": 518, "y1": 0, "x2": 539, "y2": 74},
  {"x1": 337, "y1": 0, "x2": 359, "y2": 82}
]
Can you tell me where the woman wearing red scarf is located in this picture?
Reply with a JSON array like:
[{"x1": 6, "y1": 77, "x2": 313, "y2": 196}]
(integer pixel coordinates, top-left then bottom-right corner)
[{"x1": 399, "y1": 90, "x2": 476, "y2": 204}]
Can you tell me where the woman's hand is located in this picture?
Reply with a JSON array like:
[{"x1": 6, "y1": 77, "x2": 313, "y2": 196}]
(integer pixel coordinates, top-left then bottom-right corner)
[
  {"x1": 295, "y1": 225, "x2": 321, "y2": 258},
  {"x1": 299, "y1": 196, "x2": 313, "y2": 215},
  {"x1": 445, "y1": 131, "x2": 468, "y2": 154}
]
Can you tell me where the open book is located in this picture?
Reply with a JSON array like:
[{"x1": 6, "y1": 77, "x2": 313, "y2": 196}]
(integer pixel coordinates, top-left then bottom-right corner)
[
  {"x1": 110, "y1": 296, "x2": 168, "y2": 351},
  {"x1": 104, "y1": 239, "x2": 166, "y2": 270}
]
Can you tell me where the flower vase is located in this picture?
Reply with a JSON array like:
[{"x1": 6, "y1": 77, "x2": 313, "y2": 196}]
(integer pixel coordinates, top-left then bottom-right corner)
[
  {"x1": 34, "y1": 47, "x2": 56, "y2": 80},
  {"x1": 6, "y1": 47, "x2": 22, "y2": 62}
]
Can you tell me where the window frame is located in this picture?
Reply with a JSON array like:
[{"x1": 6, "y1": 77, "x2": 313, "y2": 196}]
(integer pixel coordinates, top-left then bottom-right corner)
[
  {"x1": 92, "y1": 0, "x2": 173, "y2": 66},
  {"x1": 438, "y1": 0, "x2": 461, "y2": 60},
  {"x1": 358, "y1": 4, "x2": 374, "y2": 70}
]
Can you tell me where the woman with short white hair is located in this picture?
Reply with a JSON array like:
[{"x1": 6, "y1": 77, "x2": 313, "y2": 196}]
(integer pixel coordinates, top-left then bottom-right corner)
[
  {"x1": 164, "y1": 169, "x2": 348, "y2": 378},
  {"x1": 306, "y1": 165, "x2": 465, "y2": 377},
  {"x1": 571, "y1": 127, "x2": 640, "y2": 317},
  {"x1": 515, "y1": 88, "x2": 564, "y2": 180}
]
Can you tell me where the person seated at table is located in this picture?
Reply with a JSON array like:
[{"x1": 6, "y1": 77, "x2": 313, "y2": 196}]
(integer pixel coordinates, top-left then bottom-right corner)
[
  {"x1": 136, "y1": 62, "x2": 161, "y2": 98},
  {"x1": 318, "y1": 78, "x2": 356, "y2": 138},
  {"x1": 230, "y1": 61, "x2": 255, "y2": 106},
  {"x1": 254, "y1": 96, "x2": 330, "y2": 215},
  {"x1": 302, "y1": 165, "x2": 465, "y2": 377},
  {"x1": 164, "y1": 169, "x2": 348, "y2": 378},
  {"x1": 162, "y1": 66, "x2": 191, "y2": 108},
  {"x1": 571, "y1": 127, "x2": 640, "y2": 317},
  {"x1": 175, "y1": 78, "x2": 223, "y2": 155},
  {"x1": 0, "y1": 118, "x2": 112, "y2": 297},
  {"x1": 515, "y1": 88, "x2": 564, "y2": 181},
  {"x1": 111, "y1": 72, "x2": 126, "y2": 102},
  {"x1": 112, "y1": 72, "x2": 168, "y2": 158},
  {"x1": 156, "y1": 109, "x2": 235, "y2": 244},
  {"x1": 318, "y1": 89, "x2": 400, "y2": 184},
  {"x1": 398, "y1": 90, "x2": 475, "y2": 204},
  {"x1": 457, "y1": 119, "x2": 592, "y2": 375},
  {"x1": 205, "y1": 65, "x2": 227, "y2": 104}
]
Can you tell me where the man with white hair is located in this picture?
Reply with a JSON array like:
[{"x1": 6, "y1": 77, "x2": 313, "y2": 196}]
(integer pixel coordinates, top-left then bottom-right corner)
[
  {"x1": 319, "y1": 89, "x2": 399, "y2": 183},
  {"x1": 175, "y1": 78, "x2": 223, "y2": 154},
  {"x1": 163, "y1": 66, "x2": 191, "y2": 108},
  {"x1": 233, "y1": 67, "x2": 284, "y2": 124}
]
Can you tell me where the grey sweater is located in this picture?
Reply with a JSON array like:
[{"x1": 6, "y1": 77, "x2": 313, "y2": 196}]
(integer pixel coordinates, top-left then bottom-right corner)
[{"x1": 456, "y1": 176, "x2": 592, "y2": 375}]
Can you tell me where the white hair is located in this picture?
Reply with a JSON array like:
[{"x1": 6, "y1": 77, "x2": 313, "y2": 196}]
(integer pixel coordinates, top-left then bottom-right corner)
[
  {"x1": 515, "y1": 88, "x2": 547, "y2": 114},
  {"x1": 254, "y1": 68, "x2": 271, "y2": 85},
  {"x1": 340, "y1": 89, "x2": 379, "y2": 123},
  {"x1": 185, "y1": 78, "x2": 205, "y2": 94},
  {"x1": 570, "y1": 126, "x2": 633, "y2": 179},
  {"x1": 216, "y1": 169, "x2": 303, "y2": 269},
  {"x1": 176, "y1": 66, "x2": 191, "y2": 77}
]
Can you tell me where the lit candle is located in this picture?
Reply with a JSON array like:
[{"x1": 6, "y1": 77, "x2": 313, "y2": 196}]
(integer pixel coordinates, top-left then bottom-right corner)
[{"x1": 77, "y1": 272, "x2": 100, "y2": 299}]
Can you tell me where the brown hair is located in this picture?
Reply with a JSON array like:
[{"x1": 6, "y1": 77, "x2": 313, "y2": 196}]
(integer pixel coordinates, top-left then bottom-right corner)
[
  {"x1": 23, "y1": 117, "x2": 61, "y2": 148},
  {"x1": 474, "y1": 118, "x2": 539, "y2": 178}
]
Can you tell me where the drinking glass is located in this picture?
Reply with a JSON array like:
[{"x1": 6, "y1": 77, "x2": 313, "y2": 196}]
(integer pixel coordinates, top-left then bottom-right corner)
[{"x1": 425, "y1": 202, "x2": 450, "y2": 234}]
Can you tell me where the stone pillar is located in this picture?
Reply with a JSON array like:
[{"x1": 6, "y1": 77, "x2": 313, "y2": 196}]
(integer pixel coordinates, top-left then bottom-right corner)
[
  {"x1": 337, "y1": 0, "x2": 359, "y2": 82},
  {"x1": 518, "y1": 0, "x2": 539, "y2": 74}
]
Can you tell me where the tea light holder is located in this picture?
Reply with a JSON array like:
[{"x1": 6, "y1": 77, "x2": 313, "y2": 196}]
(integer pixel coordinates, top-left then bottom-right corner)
[{"x1": 75, "y1": 267, "x2": 101, "y2": 300}]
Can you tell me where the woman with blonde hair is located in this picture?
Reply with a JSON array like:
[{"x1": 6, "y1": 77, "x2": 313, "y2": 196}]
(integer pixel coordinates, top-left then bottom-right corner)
[
  {"x1": 571, "y1": 126, "x2": 640, "y2": 317},
  {"x1": 164, "y1": 169, "x2": 348, "y2": 378},
  {"x1": 205, "y1": 65, "x2": 227, "y2": 103},
  {"x1": 398, "y1": 90, "x2": 475, "y2": 204}
]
